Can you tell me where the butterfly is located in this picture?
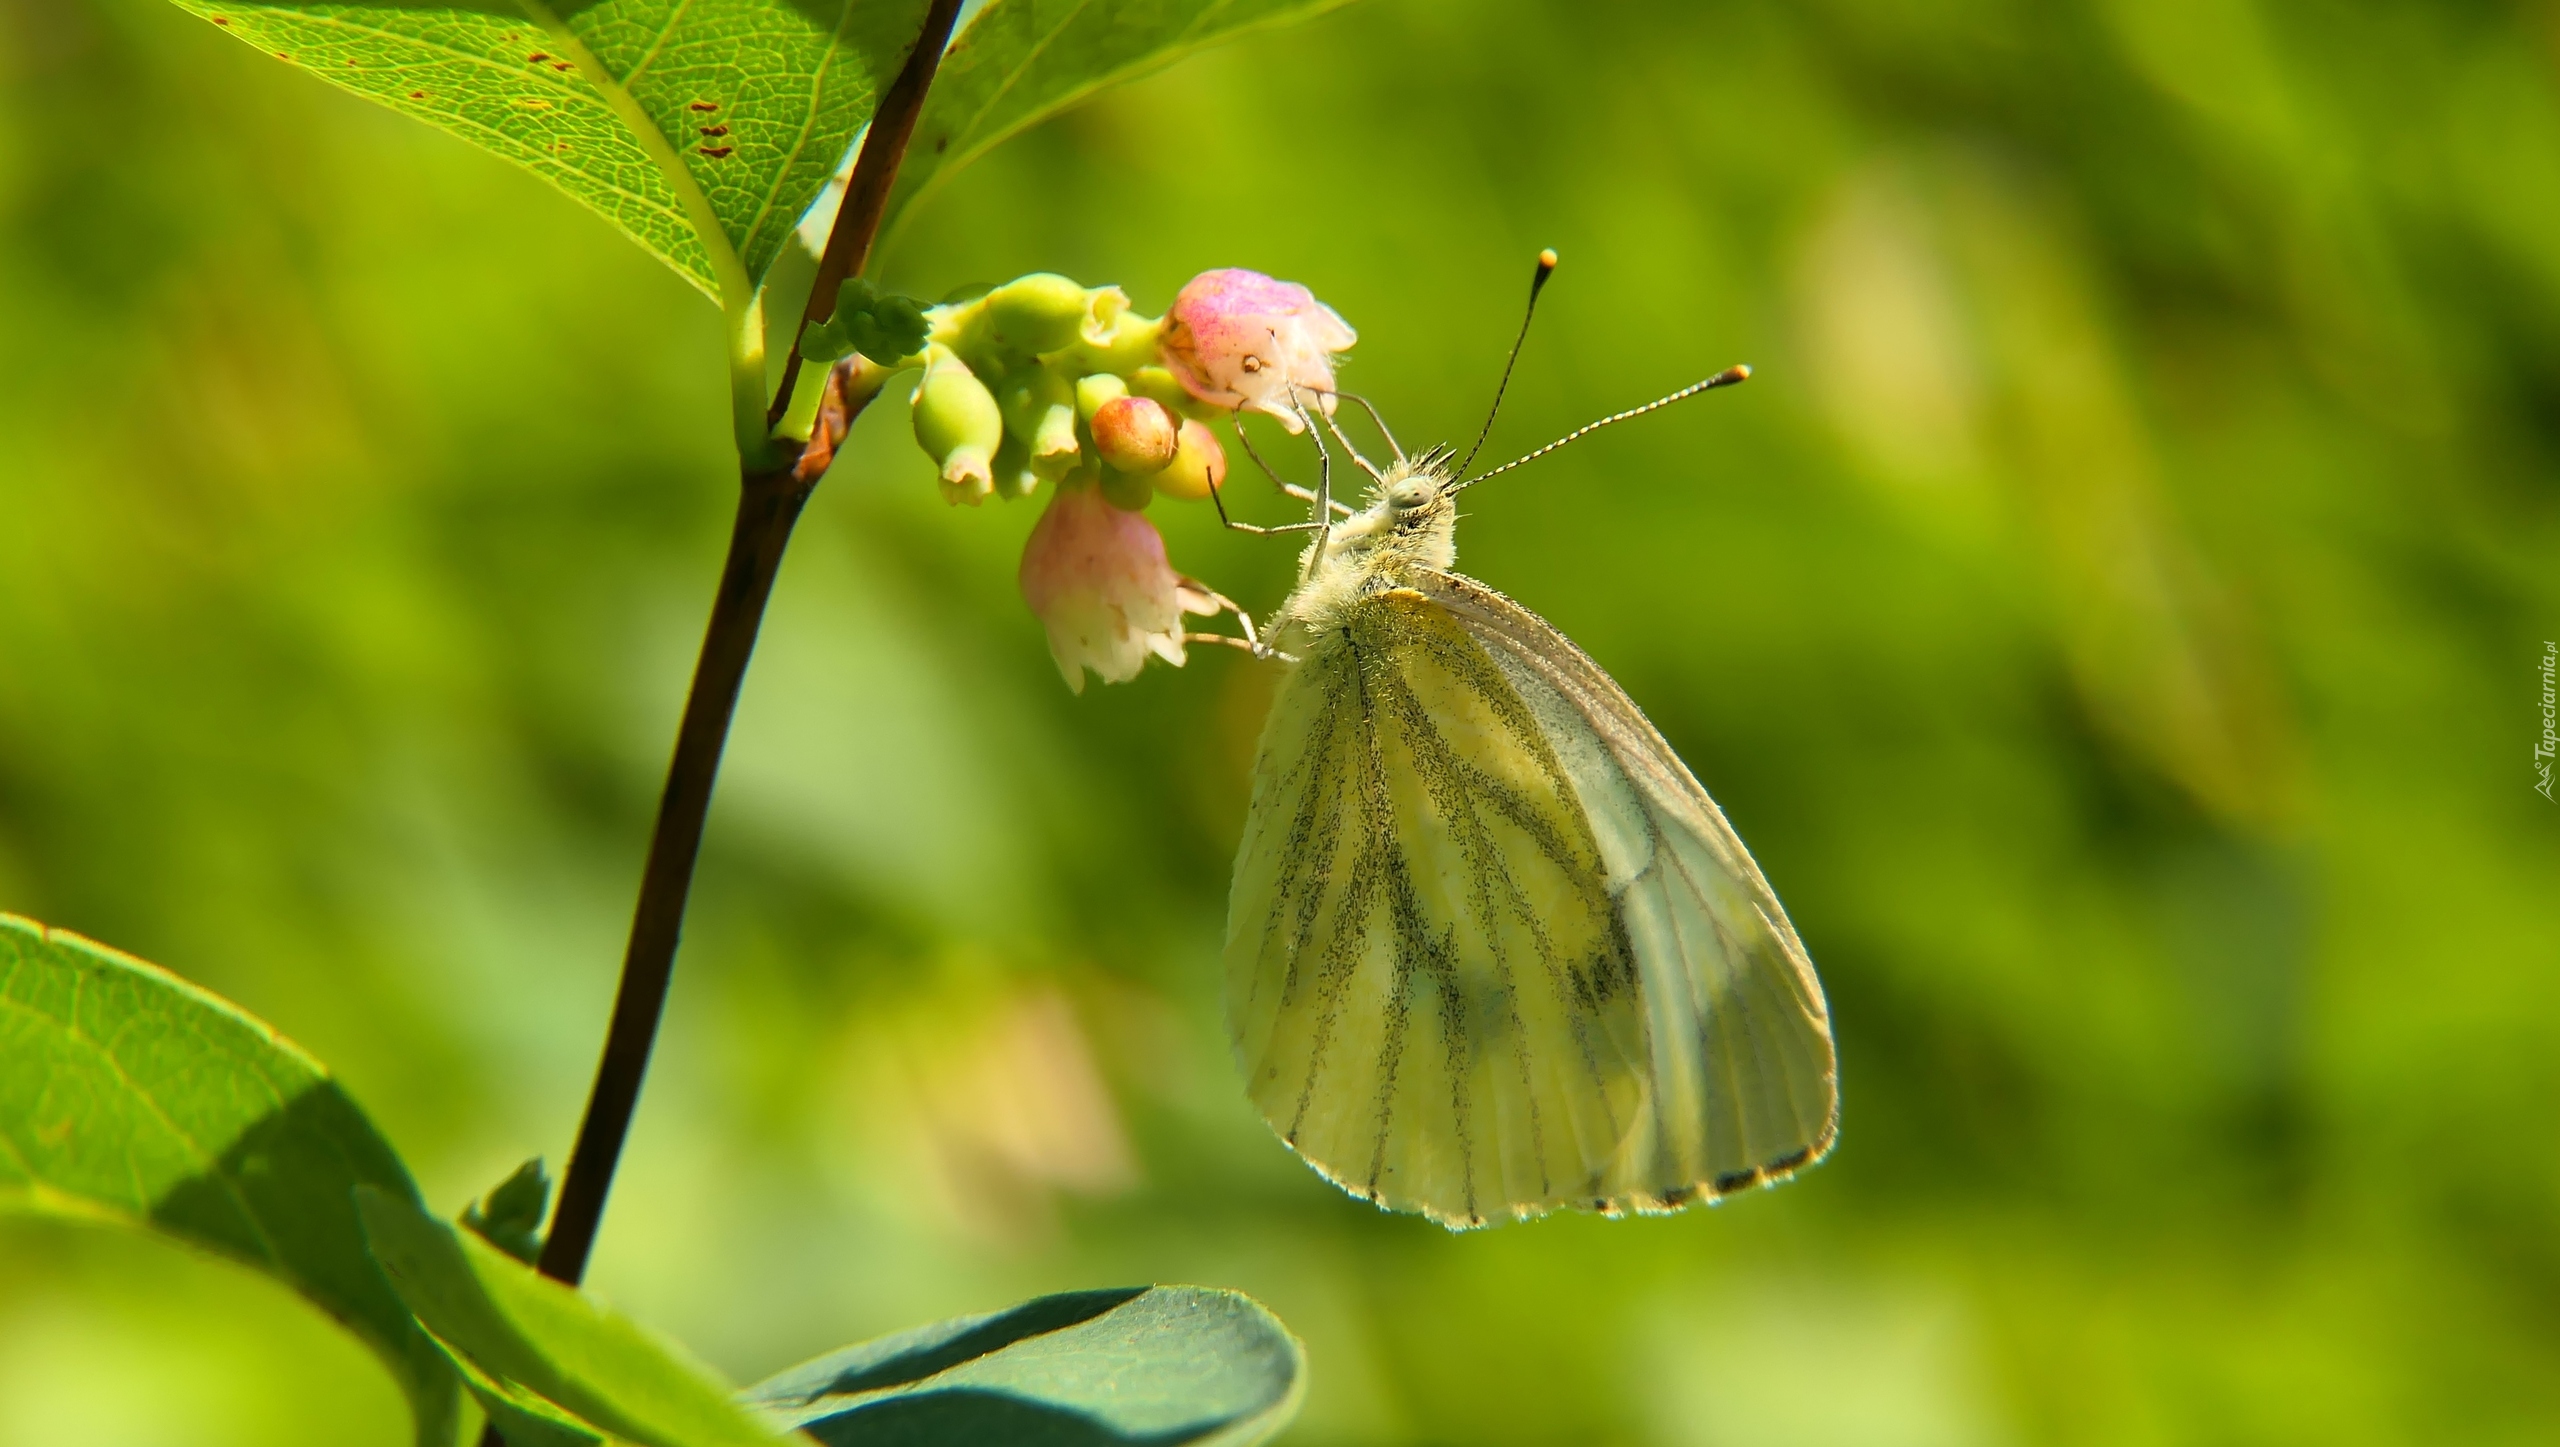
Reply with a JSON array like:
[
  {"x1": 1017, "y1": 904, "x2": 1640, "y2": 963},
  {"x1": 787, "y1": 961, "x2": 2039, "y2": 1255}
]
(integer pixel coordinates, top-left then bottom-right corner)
[{"x1": 1213, "y1": 277, "x2": 1837, "y2": 1229}]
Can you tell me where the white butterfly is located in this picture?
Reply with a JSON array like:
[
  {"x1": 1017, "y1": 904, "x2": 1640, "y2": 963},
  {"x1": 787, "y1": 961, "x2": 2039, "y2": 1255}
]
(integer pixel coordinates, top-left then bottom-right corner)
[{"x1": 1214, "y1": 330, "x2": 1837, "y2": 1229}]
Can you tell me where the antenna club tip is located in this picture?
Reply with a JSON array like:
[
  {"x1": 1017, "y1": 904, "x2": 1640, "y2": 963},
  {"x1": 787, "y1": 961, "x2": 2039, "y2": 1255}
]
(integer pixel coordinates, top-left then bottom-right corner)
[
  {"x1": 1536, "y1": 247, "x2": 1559, "y2": 270},
  {"x1": 1732, "y1": 363, "x2": 1752, "y2": 380}
]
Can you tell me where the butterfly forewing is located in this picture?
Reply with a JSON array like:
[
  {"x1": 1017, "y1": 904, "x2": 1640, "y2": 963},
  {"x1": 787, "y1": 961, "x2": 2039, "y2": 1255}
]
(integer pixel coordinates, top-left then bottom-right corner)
[
  {"x1": 1416, "y1": 568, "x2": 1838, "y2": 1202},
  {"x1": 1226, "y1": 589, "x2": 1653, "y2": 1226},
  {"x1": 1226, "y1": 573, "x2": 1837, "y2": 1226}
]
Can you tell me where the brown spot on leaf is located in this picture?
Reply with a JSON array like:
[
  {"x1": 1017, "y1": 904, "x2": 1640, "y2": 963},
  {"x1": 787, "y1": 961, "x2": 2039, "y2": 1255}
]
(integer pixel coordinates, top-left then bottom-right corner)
[
  {"x1": 527, "y1": 51, "x2": 548, "y2": 62},
  {"x1": 697, "y1": 145, "x2": 736, "y2": 159},
  {"x1": 409, "y1": 91, "x2": 427, "y2": 100},
  {"x1": 688, "y1": 100, "x2": 720, "y2": 112},
  {"x1": 211, "y1": 14, "x2": 229, "y2": 22},
  {"x1": 698, "y1": 124, "x2": 729, "y2": 137}
]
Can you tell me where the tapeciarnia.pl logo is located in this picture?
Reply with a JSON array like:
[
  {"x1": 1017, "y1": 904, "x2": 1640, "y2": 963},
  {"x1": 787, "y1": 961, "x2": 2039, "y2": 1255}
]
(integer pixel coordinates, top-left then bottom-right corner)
[{"x1": 2538, "y1": 641, "x2": 2556, "y2": 801}]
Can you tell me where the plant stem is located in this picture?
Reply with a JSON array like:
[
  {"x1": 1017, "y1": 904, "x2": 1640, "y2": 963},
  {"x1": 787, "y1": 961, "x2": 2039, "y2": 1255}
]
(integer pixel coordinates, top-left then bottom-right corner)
[
  {"x1": 768, "y1": 0, "x2": 966, "y2": 429},
  {"x1": 520, "y1": 0, "x2": 966, "y2": 1328},
  {"x1": 534, "y1": 463, "x2": 811, "y2": 1286}
]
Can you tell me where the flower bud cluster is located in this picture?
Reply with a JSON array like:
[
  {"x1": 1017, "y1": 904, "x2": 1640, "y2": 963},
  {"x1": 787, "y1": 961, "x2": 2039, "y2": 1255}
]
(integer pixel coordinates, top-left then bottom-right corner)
[
  {"x1": 800, "y1": 268, "x2": 1354, "y2": 690},
  {"x1": 804, "y1": 272, "x2": 1233, "y2": 511}
]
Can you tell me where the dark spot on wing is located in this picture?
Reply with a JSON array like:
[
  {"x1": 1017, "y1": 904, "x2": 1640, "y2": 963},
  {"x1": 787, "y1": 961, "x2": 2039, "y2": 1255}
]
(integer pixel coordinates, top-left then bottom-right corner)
[{"x1": 1712, "y1": 1167, "x2": 1763, "y2": 1194}]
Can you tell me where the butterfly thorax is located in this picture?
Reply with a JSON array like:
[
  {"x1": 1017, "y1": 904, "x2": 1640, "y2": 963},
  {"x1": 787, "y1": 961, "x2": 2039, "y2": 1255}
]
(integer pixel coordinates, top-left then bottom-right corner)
[{"x1": 1277, "y1": 456, "x2": 1461, "y2": 641}]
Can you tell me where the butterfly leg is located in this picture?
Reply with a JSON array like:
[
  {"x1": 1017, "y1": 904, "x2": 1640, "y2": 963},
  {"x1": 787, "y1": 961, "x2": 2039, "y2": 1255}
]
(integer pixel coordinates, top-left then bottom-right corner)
[
  {"x1": 1230, "y1": 413, "x2": 1355, "y2": 519},
  {"x1": 1176, "y1": 577, "x2": 1296, "y2": 663},
  {"x1": 1208, "y1": 477, "x2": 1327, "y2": 537},
  {"x1": 1312, "y1": 388, "x2": 1406, "y2": 464},
  {"x1": 1315, "y1": 403, "x2": 1384, "y2": 482},
  {"x1": 1294, "y1": 390, "x2": 1337, "y2": 582}
]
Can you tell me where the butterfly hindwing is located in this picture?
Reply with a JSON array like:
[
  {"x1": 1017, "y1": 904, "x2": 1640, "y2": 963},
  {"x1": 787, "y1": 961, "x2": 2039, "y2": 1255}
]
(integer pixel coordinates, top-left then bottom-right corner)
[
  {"x1": 1226, "y1": 588, "x2": 1652, "y2": 1226},
  {"x1": 1225, "y1": 576, "x2": 1838, "y2": 1226}
]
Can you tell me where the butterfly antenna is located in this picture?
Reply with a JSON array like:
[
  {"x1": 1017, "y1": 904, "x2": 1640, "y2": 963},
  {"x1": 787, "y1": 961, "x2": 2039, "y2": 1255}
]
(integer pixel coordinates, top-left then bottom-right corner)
[
  {"x1": 1450, "y1": 365, "x2": 1751, "y2": 493},
  {"x1": 1457, "y1": 248, "x2": 1560, "y2": 473}
]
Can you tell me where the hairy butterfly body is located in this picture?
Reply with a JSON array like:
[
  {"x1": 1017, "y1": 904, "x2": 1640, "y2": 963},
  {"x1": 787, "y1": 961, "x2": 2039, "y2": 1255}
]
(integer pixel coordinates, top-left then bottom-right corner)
[{"x1": 1224, "y1": 452, "x2": 1837, "y2": 1227}]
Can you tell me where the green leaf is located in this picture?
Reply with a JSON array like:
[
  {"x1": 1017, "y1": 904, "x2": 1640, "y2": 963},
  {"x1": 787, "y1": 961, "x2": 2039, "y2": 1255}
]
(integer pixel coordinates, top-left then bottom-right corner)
[
  {"x1": 0, "y1": 915, "x2": 462, "y2": 1447},
  {"x1": 169, "y1": 0, "x2": 938, "y2": 303},
  {"x1": 448, "y1": 1348, "x2": 613, "y2": 1447},
  {"x1": 462, "y1": 1156, "x2": 552, "y2": 1265},
  {"x1": 875, "y1": 0, "x2": 1361, "y2": 244},
  {"x1": 743, "y1": 1286, "x2": 1305, "y2": 1447},
  {"x1": 355, "y1": 1187, "x2": 787, "y2": 1447},
  {"x1": 806, "y1": 277, "x2": 930, "y2": 364}
]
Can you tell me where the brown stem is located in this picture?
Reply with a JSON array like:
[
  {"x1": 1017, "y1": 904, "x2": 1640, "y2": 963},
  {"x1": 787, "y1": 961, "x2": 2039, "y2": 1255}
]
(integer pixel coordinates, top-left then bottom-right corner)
[
  {"x1": 809, "y1": 0, "x2": 964, "y2": 328},
  {"x1": 769, "y1": 0, "x2": 965, "y2": 429},
  {"x1": 533, "y1": 463, "x2": 813, "y2": 1289},
  {"x1": 486, "y1": 19, "x2": 963, "y2": 1440}
]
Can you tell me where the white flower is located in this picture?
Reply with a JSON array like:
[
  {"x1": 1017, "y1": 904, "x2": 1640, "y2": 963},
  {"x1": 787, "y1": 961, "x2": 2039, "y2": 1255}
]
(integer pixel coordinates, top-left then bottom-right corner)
[
  {"x1": 1159, "y1": 268, "x2": 1357, "y2": 433},
  {"x1": 1017, "y1": 481, "x2": 1212, "y2": 692}
]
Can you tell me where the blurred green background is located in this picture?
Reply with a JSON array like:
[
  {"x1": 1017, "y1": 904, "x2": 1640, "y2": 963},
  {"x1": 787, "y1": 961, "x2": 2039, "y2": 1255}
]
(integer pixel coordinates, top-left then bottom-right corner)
[{"x1": 5, "y1": 0, "x2": 2558, "y2": 1442}]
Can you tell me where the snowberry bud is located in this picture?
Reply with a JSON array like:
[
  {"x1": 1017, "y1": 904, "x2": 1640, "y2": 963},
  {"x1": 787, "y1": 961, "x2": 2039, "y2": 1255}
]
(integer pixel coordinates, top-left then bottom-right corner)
[
  {"x1": 911, "y1": 349, "x2": 1001, "y2": 506},
  {"x1": 1159, "y1": 268, "x2": 1357, "y2": 432},
  {"x1": 1091, "y1": 396, "x2": 1178, "y2": 476},
  {"x1": 991, "y1": 433, "x2": 1043, "y2": 501},
  {"x1": 997, "y1": 365, "x2": 1081, "y2": 473},
  {"x1": 1128, "y1": 365, "x2": 1218, "y2": 422},
  {"x1": 1075, "y1": 372, "x2": 1130, "y2": 422},
  {"x1": 1153, "y1": 418, "x2": 1227, "y2": 502},
  {"x1": 1099, "y1": 462, "x2": 1156, "y2": 512},
  {"x1": 982, "y1": 273, "x2": 1093, "y2": 356},
  {"x1": 1066, "y1": 286, "x2": 1165, "y2": 375}
]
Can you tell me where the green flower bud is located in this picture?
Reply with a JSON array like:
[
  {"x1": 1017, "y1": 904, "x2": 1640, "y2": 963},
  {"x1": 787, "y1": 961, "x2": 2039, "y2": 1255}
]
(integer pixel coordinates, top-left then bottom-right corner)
[
  {"x1": 1059, "y1": 287, "x2": 1165, "y2": 375},
  {"x1": 991, "y1": 432, "x2": 1044, "y2": 501},
  {"x1": 982, "y1": 273, "x2": 1092, "y2": 356},
  {"x1": 997, "y1": 364, "x2": 1081, "y2": 473},
  {"x1": 1091, "y1": 396, "x2": 1178, "y2": 475},
  {"x1": 1154, "y1": 418, "x2": 1227, "y2": 502},
  {"x1": 1129, "y1": 365, "x2": 1220, "y2": 422},
  {"x1": 1099, "y1": 458, "x2": 1156, "y2": 512},
  {"x1": 912, "y1": 348, "x2": 1001, "y2": 506},
  {"x1": 1075, "y1": 372, "x2": 1130, "y2": 422}
]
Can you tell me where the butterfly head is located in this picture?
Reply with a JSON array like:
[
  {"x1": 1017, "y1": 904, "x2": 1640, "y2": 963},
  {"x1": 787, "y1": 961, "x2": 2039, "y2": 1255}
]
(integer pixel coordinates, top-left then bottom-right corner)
[
  {"x1": 1380, "y1": 451, "x2": 1457, "y2": 527},
  {"x1": 1320, "y1": 451, "x2": 1459, "y2": 568}
]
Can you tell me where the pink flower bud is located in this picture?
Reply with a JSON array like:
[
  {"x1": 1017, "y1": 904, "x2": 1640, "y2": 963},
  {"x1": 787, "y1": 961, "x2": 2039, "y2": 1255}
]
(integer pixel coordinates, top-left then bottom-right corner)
[
  {"x1": 1159, "y1": 268, "x2": 1357, "y2": 434},
  {"x1": 1091, "y1": 396, "x2": 1178, "y2": 475},
  {"x1": 1153, "y1": 419, "x2": 1226, "y2": 502},
  {"x1": 1017, "y1": 482, "x2": 1212, "y2": 692}
]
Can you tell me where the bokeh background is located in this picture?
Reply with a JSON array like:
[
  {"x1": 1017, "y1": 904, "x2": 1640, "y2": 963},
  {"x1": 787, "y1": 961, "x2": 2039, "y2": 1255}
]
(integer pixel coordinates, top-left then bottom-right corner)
[{"x1": 5, "y1": 0, "x2": 2558, "y2": 1442}]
